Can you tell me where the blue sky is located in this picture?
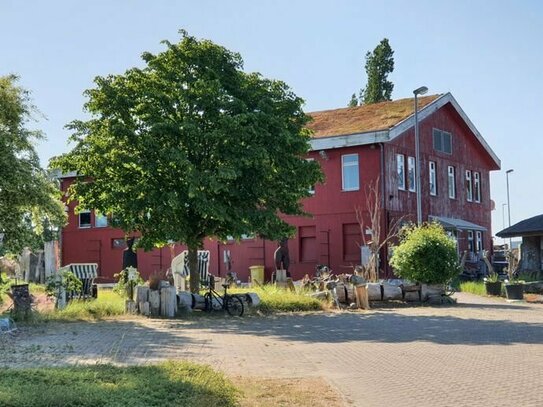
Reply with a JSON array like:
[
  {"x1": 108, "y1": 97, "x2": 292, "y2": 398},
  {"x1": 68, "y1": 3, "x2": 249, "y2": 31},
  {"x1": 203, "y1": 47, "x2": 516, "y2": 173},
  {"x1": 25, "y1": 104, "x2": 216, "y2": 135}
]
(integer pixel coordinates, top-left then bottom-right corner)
[{"x1": 1, "y1": 0, "x2": 541, "y2": 240}]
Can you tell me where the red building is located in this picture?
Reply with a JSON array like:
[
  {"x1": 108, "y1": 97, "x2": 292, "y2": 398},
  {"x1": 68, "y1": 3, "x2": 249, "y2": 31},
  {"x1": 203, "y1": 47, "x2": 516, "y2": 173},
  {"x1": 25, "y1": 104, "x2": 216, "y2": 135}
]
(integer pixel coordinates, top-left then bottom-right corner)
[{"x1": 59, "y1": 93, "x2": 500, "y2": 281}]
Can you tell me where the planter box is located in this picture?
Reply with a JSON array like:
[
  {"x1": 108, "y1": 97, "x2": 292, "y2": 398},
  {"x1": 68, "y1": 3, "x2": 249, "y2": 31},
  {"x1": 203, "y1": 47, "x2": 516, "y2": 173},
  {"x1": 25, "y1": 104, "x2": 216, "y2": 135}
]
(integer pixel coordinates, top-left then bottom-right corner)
[
  {"x1": 485, "y1": 281, "x2": 502, "y2": 296},
  {"x1": 505, "y1": 284, "x2": 524, "y2": 300}
]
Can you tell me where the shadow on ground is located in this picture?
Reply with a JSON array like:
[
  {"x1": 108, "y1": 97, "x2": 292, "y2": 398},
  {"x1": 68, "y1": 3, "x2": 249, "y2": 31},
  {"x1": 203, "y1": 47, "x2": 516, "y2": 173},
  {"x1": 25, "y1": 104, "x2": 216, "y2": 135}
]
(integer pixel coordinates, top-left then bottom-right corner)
[{"x1": 183, "y1": 304, "x2": 543, "y2": 346}]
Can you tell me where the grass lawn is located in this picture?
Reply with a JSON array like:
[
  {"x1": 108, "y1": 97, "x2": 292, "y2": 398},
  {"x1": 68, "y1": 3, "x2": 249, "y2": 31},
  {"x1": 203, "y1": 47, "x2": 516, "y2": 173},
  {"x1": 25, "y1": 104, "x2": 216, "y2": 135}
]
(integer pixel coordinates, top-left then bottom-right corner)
[
  {"x1": 0, "y1": 361, "x2": 239, "y2": 407},
  {"x1": 459, "y1": 281, "x2": 489, "y2": 296},
  {"x1": 2, "y1": 277, "x2": 328, "y2": 322},
  {"x1": 230, "y1": 284, "x2": 326, "y2": 313}
]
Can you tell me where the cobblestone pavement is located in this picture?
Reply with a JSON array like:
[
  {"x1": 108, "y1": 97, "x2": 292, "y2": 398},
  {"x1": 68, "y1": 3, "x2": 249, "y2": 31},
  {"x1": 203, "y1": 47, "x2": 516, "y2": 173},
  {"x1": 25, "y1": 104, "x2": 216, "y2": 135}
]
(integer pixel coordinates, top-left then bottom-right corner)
[{"x1": 1, "y1": 293, "x2": 542, "y2": 407}]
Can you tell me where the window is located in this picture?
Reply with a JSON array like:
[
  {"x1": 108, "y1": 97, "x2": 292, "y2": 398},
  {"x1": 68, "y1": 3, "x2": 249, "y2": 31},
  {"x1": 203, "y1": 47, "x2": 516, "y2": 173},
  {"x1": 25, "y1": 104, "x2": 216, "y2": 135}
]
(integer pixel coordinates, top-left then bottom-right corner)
[
  {"x1": 396, "y1": 154, "x2": 405, "y2": 190},
  {"x1": 468, "y1": 230, "x2": 474, "y2": 253},
  {"x1": 299, "y1": 226, "x2": 317, "y2": 262},
  {"x1": 429, "y1": 161, "x2": 437, "y2": 196},
  {"x1": 465, "y1": 170, "x2": 473, "y2": 202},
  {"x1": 448, "y1": 166, "x2": 456, "y2": 199},
  {"x1": 95, "y1": 212, "x2": 108, "y2": 228},
  {"x1": 474, "y1": 172, "x2": 481, "y2": 203},
  {"x1": 343, "y1": 223, "x2": 362, "y2": 262},
  {"x1": 306, "y1": 158, "x2": 316, "y2": 194},
  {"x1": 341, "y1": 154, "x2": 359, "y2": 191},
  {"x1": 475, "y1": 231, "x2": 483, "y2": 253},
  {"x1": 79, "y1": 210, "x2": 91, "y2": 228},
  {"x1": 407, "y1": 156, "x2": 416, "y2": 192},
  {"x1": 112, "y1": 238, "x2": 127, "y2": 249},
  {"x1": 433, "y1": 129, "x2": 452, "y2": 154}
]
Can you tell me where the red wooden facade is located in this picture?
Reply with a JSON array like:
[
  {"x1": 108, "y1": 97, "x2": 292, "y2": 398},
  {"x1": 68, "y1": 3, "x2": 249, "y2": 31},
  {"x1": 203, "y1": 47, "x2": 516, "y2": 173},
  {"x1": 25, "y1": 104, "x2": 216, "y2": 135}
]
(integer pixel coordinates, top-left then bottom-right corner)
[{"x1": 59, "y1": 93, "x2": 500, "y2": 282}]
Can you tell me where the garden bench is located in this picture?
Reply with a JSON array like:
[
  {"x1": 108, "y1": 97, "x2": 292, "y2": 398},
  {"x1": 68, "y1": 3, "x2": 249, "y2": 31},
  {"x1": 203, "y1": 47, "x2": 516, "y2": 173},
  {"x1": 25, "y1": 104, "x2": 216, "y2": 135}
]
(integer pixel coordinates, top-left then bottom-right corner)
[
  {"x1": 58, "y1": 263, "x2": 98, "y2": 300},
  {"x1": 172, "y1": 250, "x2": 210, "y2": 290}
]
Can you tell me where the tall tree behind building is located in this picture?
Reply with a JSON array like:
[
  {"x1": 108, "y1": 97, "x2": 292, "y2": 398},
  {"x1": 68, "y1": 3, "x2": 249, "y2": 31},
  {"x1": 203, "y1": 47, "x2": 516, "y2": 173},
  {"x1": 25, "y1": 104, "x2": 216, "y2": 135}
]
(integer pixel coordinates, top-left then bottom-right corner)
[{"x1": 349, "y1": 38, "x2": 395, "y2": 106}]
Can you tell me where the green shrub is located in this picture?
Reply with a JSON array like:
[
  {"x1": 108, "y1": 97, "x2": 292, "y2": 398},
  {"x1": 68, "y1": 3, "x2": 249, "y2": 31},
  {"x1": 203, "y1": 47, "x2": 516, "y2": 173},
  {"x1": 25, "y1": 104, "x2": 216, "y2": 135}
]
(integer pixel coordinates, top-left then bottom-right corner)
[{"x1": 389, "y1": 222, "x2": 460, "y2": 284}]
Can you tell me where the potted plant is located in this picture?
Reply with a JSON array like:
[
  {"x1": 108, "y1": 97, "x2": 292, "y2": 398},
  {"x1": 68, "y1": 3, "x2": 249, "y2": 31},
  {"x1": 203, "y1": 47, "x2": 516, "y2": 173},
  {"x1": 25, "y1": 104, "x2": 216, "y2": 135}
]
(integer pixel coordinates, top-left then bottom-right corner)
[
  {"x1": 481, "y1": 250, "x2": 502, "y2": 296},
  {"x1": 483, "y1": 272, "x2": 502, "y2": 296},
  {"x1": 504, "y1": 249, "x2": 524, "y2": 300}
]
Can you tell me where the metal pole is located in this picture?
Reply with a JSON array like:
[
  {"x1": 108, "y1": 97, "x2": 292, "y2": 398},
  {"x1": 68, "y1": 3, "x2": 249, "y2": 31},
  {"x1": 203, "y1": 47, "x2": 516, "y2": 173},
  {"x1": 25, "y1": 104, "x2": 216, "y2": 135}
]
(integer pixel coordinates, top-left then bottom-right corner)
[
  {"x1": 502, "y1": 203, "x2": 507, "y2": 244},
  {"x1": 506, "y1": 174, "x2": 511, "y2": 227},
  {"x1": 506, "y1": 169, "x2": 513, "y2": 249},
  {"x1": 414, "y1": 95, "x2": 422, "y2": 225}
]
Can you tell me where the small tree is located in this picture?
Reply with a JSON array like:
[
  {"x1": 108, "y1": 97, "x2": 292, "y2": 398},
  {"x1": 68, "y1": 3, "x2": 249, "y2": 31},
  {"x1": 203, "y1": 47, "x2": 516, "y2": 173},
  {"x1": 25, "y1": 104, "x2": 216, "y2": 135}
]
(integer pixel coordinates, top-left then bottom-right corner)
[
  {"x1": 52, "y1": 31, "x2": 323, "y2": 293},
  {"x1": 347, "y1": 93, "x2": 359, "y2": 108},
  {"x1": 356, "y1": 177, "x2": 403, "y2": 282},
  {"x1": 359, "y1": 38, "x2": 395, "y2": 105},
  {"x1": 389, "y1": 222, "x2": 460, "y2": 284}
]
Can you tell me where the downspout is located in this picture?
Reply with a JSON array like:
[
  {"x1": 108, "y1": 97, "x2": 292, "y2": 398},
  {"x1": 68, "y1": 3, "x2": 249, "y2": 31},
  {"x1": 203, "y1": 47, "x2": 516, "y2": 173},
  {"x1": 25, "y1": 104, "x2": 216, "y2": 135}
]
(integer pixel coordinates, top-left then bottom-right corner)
[{"x1": 379, "y1": 142, "x2": 388, "y2": 278}]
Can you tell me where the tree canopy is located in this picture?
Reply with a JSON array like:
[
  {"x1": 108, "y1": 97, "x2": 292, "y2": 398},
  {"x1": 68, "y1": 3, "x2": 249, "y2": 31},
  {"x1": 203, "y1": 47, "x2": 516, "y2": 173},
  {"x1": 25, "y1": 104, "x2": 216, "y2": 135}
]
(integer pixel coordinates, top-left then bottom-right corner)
[
  {"x1": 0, "y1": 75, "x2": 66, "y2": 255},
  {"x1": 52, "y1": 31, "x2": 323, "y2": 292},
  {"x1": 349, "y1": 38, "x2": 395, "y2": 106}
]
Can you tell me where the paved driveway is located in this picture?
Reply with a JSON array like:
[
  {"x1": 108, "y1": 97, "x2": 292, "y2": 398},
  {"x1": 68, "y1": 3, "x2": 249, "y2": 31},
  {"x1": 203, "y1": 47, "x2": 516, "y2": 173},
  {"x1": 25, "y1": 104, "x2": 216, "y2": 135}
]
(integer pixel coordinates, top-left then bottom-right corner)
[{"x1": 1, "y1": 293, "x2": 542, "y2": 407}]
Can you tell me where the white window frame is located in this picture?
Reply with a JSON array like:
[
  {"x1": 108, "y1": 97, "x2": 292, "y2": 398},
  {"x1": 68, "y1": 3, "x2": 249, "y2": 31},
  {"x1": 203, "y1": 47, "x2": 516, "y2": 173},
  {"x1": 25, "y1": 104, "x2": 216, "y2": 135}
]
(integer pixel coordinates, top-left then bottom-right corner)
[
  {"x1": 475, "y1": 231, "x2": 483, "y2": 253},
  {"x1": 468, "y1": 230, "x2": 474, "y2": 252},
  {"x1": 448, "y1": 166, "x2": 456, "y2": 199},
  {"x1": 429, "y1": 161, "x2": 437, "y2": 196},
  {"x1": 397, "y1": 154, "x2": 405, "y2": 190},
  {"x1": 79, "y1": 209, "x2": 91, "y2": 229},
  {"x1": 407, "y1": 156, "x2": 416, "y2": 192},
  {"x1": 466, "y1": 170, "x2": 473, "y2": 202},
  {"x1": 474, "y1": 172, "x2": 481, "y2": 203},
  {"x1": 341, "y1": 154, "x2": 359, "y2": 191}
]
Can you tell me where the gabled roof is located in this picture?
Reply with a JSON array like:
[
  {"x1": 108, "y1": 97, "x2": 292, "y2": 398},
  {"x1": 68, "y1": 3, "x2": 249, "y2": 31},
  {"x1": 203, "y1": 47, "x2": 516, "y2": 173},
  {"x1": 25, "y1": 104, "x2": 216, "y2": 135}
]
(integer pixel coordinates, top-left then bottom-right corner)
[
  {"x1": 307, "y1": 93, "x2": 501, "y2": 169},
  {"x1": 496, "y1": 214, "x2": 543, "y2": 238}
]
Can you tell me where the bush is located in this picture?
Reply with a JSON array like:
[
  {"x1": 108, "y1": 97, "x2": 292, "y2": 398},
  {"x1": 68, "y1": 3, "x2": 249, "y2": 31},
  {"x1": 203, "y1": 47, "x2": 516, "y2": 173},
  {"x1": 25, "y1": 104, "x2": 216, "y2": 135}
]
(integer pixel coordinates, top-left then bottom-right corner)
[{"x1": 389, "y1": 222, "x2": 460, "y2": 284}]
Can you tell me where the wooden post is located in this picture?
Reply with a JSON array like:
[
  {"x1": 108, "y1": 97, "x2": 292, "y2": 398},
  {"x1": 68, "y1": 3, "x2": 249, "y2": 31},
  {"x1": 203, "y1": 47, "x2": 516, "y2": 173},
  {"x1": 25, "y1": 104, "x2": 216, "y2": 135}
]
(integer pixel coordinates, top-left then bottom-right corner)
[
  {"x1": 355, "y1": 285, "x2": 370, "y2": 310},
  {"x1": 135, "y1": 286, "x2": 149, "y2": 304},
  {"x1": 57, "y1": 273, "x2": 66, "y2": 310},
  {"x1": 149, "y1": 289, "x2": 160, "y2": 316},
  {"x1": 160, "y1": 286, "x2": 177, "y2": 317},
  {"x1": 139, "y1": 301, "x2": 150, "y2": 316},
  {"x1": 125, "y1": 300, "x2": 137, "y2": 314}
]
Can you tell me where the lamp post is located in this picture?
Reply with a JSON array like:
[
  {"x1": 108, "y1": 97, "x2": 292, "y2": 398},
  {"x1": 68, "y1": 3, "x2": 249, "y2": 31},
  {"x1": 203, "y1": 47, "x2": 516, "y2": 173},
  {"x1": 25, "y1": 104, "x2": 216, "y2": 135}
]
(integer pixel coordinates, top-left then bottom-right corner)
[
  {"x1": 413, "y1": 86, "x2": 428, "y2": 225},
  {"x1": 506, "y1": 169, "x2": 514, "y2": 248}
]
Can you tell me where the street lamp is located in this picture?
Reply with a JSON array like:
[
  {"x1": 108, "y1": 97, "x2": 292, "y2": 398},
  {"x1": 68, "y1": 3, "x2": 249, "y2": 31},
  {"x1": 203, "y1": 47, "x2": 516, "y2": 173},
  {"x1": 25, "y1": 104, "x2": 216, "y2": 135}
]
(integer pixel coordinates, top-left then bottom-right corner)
[
  {"x1": 506, "y1": 169, "x2": 514, "y2": 248},
  {"x1": 413, "y1": 86, "x2": 428, "y2": 225}
]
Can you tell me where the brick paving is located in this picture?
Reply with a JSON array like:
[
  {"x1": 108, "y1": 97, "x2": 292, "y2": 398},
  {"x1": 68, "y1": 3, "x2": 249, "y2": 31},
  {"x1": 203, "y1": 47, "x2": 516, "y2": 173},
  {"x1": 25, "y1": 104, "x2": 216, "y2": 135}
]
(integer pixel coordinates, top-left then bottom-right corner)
[{"x1": 1, "y1": 292, "x2": 542, "y2": 406}]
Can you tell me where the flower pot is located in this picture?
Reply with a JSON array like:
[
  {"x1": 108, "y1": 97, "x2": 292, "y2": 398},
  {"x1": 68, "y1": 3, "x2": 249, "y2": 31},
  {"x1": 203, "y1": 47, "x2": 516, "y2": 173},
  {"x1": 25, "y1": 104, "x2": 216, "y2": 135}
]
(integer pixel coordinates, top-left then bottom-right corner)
[
  {"x1": 485, "y1": 281, "x2": 502, "y2": 296},
  {"x1": 505, "y1": 283, "x2": 524, "y2": 300}
]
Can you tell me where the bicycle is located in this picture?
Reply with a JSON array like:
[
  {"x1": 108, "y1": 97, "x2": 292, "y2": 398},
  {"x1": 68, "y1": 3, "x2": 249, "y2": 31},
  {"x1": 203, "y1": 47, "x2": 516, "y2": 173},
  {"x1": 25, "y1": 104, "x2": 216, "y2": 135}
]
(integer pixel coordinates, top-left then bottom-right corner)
[{"x1": 203, "y1": 274, "x2": 244, "y2": 317}]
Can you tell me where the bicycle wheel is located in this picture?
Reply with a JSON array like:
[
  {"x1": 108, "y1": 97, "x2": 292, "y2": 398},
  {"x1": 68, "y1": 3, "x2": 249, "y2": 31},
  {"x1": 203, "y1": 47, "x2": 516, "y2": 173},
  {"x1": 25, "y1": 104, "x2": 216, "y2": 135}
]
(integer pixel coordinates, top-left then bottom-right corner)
[
  {"x1": 203, "y1": 292, "x2": 213, "y2": 312},
  {"x1": 225, "y1": 295, "x2": 244, "y2": 317}
]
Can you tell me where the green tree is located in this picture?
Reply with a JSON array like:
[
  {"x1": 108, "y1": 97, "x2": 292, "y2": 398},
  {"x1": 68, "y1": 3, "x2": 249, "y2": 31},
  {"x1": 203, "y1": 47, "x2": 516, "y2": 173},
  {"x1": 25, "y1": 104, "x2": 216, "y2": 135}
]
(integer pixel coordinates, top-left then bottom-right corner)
[
  {"x1": 389, "y1": 222, "x2": 460, "y2": 284},
  {"x1": 348, "y1": 93, "x2": 358, "y2": 108},
  {"x1": 0, "y1": 75, "x2": 66, "y2": 257},
  {"x1": 360, "y1": 38, "x2": 395, "y2": 105},
  {"x1": 52, "y1": 31, "x2": 323, "y2": 293}
]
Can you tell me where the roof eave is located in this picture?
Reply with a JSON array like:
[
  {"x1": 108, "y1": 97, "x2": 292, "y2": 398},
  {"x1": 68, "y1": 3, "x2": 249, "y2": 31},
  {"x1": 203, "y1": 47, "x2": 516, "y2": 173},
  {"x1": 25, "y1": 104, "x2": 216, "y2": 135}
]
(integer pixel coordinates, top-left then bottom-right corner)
[{"x1": 310, "y1": 130, "x2": 389, "y2": 151}]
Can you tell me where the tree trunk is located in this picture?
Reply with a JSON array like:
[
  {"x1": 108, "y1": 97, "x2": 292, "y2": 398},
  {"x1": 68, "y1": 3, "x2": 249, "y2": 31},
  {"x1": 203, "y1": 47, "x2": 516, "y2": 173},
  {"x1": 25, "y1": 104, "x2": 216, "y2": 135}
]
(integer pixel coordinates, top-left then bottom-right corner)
[{"x1": 188, "y1": 243, "x2": 200, "y2": 293}]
